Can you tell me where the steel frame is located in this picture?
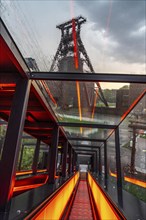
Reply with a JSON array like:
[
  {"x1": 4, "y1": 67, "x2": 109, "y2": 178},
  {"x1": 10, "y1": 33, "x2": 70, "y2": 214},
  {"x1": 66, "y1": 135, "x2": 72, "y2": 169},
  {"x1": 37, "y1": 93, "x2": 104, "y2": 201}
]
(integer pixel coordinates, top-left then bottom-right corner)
[
  {"x1": 58, "y1": 122, "x2": 116, "y2": 129},
  {"x1": 0, "y1": 78, "x2": 31, "y2": 210},
  {"x1": 29, "y1": 72, "x2": 146, "y2": 83}
]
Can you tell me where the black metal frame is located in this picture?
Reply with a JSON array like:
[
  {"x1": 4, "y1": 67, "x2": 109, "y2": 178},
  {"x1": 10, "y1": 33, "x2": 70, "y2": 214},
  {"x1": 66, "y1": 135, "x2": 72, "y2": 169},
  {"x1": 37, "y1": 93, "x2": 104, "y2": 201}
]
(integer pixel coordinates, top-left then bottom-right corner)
[
  {"x1": 0, "y1": 79, "x2": 31, "y2": 210},
  {"x1": 29, "y1": 72, "x2": 146, "y2": 83},
  {"x1": 58, "y1": 122, "x2": 116, "y2": 129}
]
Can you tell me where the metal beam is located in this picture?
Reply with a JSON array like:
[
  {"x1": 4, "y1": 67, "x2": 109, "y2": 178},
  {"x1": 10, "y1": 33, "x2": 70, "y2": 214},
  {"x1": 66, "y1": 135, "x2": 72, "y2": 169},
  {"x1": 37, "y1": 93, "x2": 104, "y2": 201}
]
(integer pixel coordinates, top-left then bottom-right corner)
[
  {"x1": 0, "y1": 78, "x2": 31, "y2": 210},
  {"x1": 24, "y1": 121, "x2": 54, "y2": 129},
  {"x1": 115, "y1": 127, "x2": 123, "y2": 207},
  {"x1": 104, "y1": 141, "x2": 108, "y2": 188},
  {"x1": 58, "y1": 122, "x2": 116, "y2": 129},
  {"x1": 62, "y1": 141, "x2": 68, "y2": 177},
  {"x1": 68, "y1": 145, "x2": 72, "y2": 175},
  {"x1": 48, "y1": 126, "x2": 59, "y2": 184},
  {"x1": 29, "y1": 72, "x2": 146, "y2": 83},
  {"x1": 73, "y1": 145, "x2": 101, "y2": 149},
  {"x1": 75, "y1": 149, "x2": 96, "y2": 154},
  {"x1": 68, "y1": 137, "x2": 106, "y2": 142},
  {"x1": 0, "y1": 105, "x2": 45, "y2": 112}
]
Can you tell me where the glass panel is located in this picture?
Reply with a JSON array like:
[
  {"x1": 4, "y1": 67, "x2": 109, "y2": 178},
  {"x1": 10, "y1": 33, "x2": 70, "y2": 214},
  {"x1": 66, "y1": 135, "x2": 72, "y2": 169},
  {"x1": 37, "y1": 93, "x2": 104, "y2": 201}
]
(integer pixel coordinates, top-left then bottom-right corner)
[
  {"x1": 17, "y1": 133, "x2": 36, "y2": 171},
  {"x1": 38, "y1": 142, "x2": 49, "y2": 169},
  {"x1": 106, "y1": 133, "x2": 118, "y2": 202},
  {"x1": 38, "y1": 81, "x2": 145, "y2": 141},
  {"x1": 64, "y1": 127, "x2": 111, "y2": 140},
  {"x1": 119, "y1": 94, "x2": 146, "y2": 202},
  {"x1": 1, "y1": 1, "x2": 145, "y2": 74},
  {"x1": 0, "y1": 120, "x2": 7, "y2": 160}
]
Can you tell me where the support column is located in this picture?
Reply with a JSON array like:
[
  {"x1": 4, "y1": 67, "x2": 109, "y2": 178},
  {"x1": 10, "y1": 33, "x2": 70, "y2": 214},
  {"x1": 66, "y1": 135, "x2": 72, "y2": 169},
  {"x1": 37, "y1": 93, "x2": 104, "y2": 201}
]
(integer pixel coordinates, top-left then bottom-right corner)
[
  {"x1": 68, "y1": 146, "x2": 72, "y2": 175},
  {"x1": 130, "y1": 128, "x2": 136, "y2": 173},
  {"x1": 46, "y1": 146, "x2": 50, "y2": 172},
  {"x1": 32, "y1": 139, "x2": 41, "y2": 174},
  {"x1": 48, "y1": 125, "x2": 59, "y2": 184},
  {"x1": 0, "y1": 79, "x2": 31, "y2": 210},
  {"x1": 98, "y1": 147, "x2": 102, "y2": 175},
  {"x1": 91, "y1": 155, "x2": 94, "y2": 172},
  {"x1": 95, "y1": 151, "x2": 98, "y2": 173},
  {"x1": 72, "y1": 150, "x2": 75, "y2": 173},
  {"x1": 74, "y1": 153, "x2": 77, "y2": 171},
  {"x1": 115, "y1": 127, "x2": 123, "y2": 207},
  {"x1": 104, "y1": 141, "x2": 108, "y2": 188},
  {"x1": 18, "y1": 144, "x2": 24, "y2": 171},
  {"x1": 62, "y1": 141, "x2": 68, "y2": 177}
]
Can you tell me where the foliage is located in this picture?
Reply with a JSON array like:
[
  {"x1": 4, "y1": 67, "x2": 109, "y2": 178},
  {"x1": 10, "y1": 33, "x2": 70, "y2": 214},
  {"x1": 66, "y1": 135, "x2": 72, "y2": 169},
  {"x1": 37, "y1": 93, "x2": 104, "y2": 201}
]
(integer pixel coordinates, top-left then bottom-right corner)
[
  {"x1": 20, "y1": 147, "x2": 35, "y2": 170},
  {"x1": 123, "y1": 183, "x2": 146, "y2": 202}
]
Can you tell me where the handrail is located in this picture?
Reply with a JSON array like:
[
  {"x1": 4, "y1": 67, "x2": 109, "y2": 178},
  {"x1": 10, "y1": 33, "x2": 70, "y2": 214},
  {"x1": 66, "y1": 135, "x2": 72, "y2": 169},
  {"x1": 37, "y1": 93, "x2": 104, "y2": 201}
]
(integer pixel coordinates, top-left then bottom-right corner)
[
  {"x1": 24, "y1": 172, "x2": 79, "y2": 220},
  {"x1": 87, "y1": 172, "x2": 126, "y2": 220}
]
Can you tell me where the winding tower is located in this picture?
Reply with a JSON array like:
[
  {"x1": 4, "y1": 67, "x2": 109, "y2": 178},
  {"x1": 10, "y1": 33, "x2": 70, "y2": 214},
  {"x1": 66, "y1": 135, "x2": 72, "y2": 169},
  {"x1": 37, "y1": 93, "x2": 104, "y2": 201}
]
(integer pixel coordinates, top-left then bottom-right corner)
[{"x1": 49, "y1": 16, "x2": 108, "y2": 109}]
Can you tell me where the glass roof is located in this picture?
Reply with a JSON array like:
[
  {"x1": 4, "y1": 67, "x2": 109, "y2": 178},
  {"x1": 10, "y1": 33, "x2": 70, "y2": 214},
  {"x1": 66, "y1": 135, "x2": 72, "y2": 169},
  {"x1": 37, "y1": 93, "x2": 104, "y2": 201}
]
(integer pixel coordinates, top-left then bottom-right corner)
[{"x1": 1, "y1": 1, "x2": 145, "y2": 74}]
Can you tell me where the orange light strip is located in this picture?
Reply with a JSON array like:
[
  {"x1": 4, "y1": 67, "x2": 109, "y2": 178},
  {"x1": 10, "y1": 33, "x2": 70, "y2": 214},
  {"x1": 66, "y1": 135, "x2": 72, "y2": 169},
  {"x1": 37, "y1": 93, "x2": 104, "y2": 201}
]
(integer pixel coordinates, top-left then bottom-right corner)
[
  {"x1": 92, "y1": 91, "x2": 98, "y2": 119},
  {"x1": 109, "y1": 170, "x2": 117, "y2": 178},
  {"x1": 0, "y1": 84, "x2": 16, "y2": 87},
  {"x1": 109, "y1": 170, "x2": 146, "y2": 188},
  {"x1": 76, "y1": 81, "x2": 83, "y2": 133},
  {"x1": 121, "y1": 89, "x2": 146, "y2": 121},
  {"x1": 124, "y1": 176, "x2": 146, "y2": 188},
  {"x1": 16, "y1": 169, "x2": 47, "y2": 176},
  {"x1": 30, "y1": 172, "x2": 79, "y2": 220},
  {"x1": 76, "y1": 81, "x2": 82, "y2": 121},
  {"x1": 14, "y1": 176, "x2": 48, "y2": 192},
  {"x1": 88, "y1": 172, "x2": 123, "y2": 220},
  {"x1": 16, "y1": 170, "x2": 33, "y2": 176}
]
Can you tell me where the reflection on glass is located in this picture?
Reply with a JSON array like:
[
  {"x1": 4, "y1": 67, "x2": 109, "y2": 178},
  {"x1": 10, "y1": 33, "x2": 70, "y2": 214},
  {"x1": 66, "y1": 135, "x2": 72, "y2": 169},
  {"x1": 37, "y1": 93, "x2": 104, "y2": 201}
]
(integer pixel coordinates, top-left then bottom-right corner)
[{"x1": 119, "y1": 95, "x2": 146, "y2": 202}]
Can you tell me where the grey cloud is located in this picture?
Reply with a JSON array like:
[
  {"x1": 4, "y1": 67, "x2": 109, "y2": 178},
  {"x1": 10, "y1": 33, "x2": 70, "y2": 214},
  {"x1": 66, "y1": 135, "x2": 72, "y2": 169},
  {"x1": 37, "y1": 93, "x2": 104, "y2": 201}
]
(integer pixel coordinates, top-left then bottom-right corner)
[{"x1": 76, "y1": 0, "x2": 146, "y2": 64}]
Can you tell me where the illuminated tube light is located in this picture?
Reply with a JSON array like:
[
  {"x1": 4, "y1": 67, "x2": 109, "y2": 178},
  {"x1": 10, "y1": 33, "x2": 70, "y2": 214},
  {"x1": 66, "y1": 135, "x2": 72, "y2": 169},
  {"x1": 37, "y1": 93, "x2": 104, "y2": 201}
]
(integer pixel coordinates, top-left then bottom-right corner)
[
  {"x1": 121, "y1": 89, "x2": 146, "y2": 121},
  {"x1": 16, "y1": 170, "x2": 33, "y2": 176},
  {"x1": 124, "y1": 176, "x2": 146, "y2": 188},
  {"x1": 27, "y1": 172, "x2": 79, "y2": 220},
  {"x1": 88, "y1": 173, "x2": 124, "y2": 220},
  {"x1": 109, "y1": 170, "x2": 146, "y2": 188},
  {"x1": 16, "y1": 169, "x2": 47, "y2": 176}
]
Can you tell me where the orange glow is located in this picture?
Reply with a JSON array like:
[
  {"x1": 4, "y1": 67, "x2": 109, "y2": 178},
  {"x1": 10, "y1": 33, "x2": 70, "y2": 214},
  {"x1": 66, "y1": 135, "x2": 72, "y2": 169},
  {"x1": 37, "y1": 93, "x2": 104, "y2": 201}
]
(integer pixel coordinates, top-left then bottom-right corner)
[
  {"x1": 88, "y1": 173, "x2": 122, "y2": 220},
  {"x1": 0, "y1": 84, "x2": 15, "y2": 87},
  {"x1": 109, "y1": 170, "x2": 117, "y2": 178},
  {"x1": 16, "y1": 170, "x2": 33, "y2": 176},
  {"x1": 121, "y1": 89, "x2": 146, "y2": 121},
  {"x1": 72, "y1": 19, "x2": 79, "y2": 69},
  {"x1": 109, "y1": 170, "x2": 146, "y2": 188},
  {"x1": 76, "y1": 81, "x2": 82, "y2": 121},
  {"x1": 76, "y1": 81, "x2": 82, "y2": 133},
  {"x1": 14, "y1": 176, "x2": 48, "y2": 192},
  {"x1": 31, "y1": 172, "x2": 79, "y2": 220},
  {"x1": 16, "y1": 169, "x2": 47, "y2": 176},
  {"x1": 41, "y1": 80, "x2": 57, "y2": 106},
  {"x1": 14, "y1": 183, "x2": 42, "y2": 192},
  {"x1": 124, "y1": 176, "x2": 146, "y2": 188},
  {"x1": 92, "y1": 92, "x2": 98, "y2": 119}
]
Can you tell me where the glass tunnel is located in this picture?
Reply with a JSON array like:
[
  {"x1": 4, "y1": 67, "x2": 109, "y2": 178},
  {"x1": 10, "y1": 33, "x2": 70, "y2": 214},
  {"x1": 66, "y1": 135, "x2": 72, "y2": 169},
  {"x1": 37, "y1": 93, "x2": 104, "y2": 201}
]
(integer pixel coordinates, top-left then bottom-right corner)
[{"x1": 0, "y1": 2, "x2": 146, "y2": 219}]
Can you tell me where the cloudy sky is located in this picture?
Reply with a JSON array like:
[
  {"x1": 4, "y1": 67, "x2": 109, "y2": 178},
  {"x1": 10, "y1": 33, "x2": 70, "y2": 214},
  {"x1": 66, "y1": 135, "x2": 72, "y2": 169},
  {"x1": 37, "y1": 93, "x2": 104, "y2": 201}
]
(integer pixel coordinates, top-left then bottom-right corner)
[{"x1": 1, "y1": 0, "x2": 146, "y2": 74}]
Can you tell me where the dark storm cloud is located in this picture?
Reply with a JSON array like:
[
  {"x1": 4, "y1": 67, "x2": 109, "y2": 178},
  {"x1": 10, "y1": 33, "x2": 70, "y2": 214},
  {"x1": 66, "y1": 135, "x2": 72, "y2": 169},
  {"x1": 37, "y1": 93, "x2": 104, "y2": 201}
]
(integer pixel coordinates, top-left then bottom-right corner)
[{"x1": 77, "y1": 0, "x2": 146, "y2": 64}]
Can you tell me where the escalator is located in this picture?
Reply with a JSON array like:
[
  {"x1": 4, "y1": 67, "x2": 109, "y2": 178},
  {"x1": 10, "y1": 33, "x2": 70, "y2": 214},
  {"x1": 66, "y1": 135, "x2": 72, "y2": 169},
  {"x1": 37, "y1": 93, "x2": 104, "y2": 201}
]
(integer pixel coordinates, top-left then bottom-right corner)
[
  {"x1": 69, "y1": 180, "x2": 93, "y2": 219},
  {"x1": 24, "y1": 172, "x2": 125, "y2": 220}
]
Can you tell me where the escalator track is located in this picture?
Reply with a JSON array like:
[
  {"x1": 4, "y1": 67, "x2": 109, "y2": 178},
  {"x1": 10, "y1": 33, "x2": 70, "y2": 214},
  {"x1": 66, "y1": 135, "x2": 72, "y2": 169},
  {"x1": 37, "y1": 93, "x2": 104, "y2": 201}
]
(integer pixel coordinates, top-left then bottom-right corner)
[{"x1": 69, "y1": 180, "x2": 93, "y2": 220}]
